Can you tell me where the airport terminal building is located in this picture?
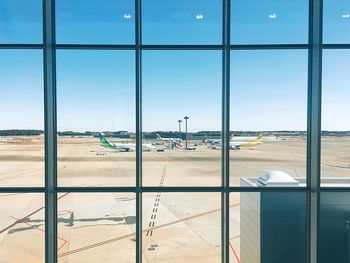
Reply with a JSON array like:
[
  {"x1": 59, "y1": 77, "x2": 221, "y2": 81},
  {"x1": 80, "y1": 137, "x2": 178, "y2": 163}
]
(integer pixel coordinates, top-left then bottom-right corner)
[{"x1": 1, "y1": 1, "x2": 350, "y2": 263}]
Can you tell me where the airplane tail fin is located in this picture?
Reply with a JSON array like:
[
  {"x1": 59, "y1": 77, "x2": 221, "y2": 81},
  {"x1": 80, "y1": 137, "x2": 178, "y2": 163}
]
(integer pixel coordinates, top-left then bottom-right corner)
[
  {"x1": 156, "y1": 133, "x2": 162, "y2": 139},
  {"x1": 99, "y1": 133, "x2": 114, "y2": 148},
  {"x1": 99, "y1": 133, "x2": 107, "y2": 143}
]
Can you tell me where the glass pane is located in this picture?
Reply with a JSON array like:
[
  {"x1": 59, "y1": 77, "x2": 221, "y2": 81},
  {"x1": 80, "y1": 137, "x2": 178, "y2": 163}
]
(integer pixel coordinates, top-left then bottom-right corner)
[
  {"x1": 320, "y1": 192, "x2": 350, "y2": 263},
  {"x1": 143, "y1": 193, "x2": 220, "y2": 262},
  {"x1": 231, "y1": 0, "x2": 309, "y2": 44},
  {"x1": 58, "y1": 193, "x2": 135, "y2": 263},
  {"x1": 142, "y1": 0, "x2": 222, "y2": 44},
  {"x1": 324, "y1": 0, "x2": 350, "y2": 44},
  {"x1": 230, "y1": 50, "x2": 308, "y2": 187},
  {"x1": 322, "y1": 50, "x2": 350, "y2": 187},
  {"x1": 57, "y1": 50, "x2": 135, "y2": 187},
  {"x1": 0, "y1": 50, "x2": 44, "y2": 187},
  {"x1": 142, "y1": 51, "x2": 221, "y2": 186},
  {"x1": 56, "y1": 0, "x2": 134, "y2": 44},
  {"x1": 230, "y1": 192, "x2": 307, "y2": 263},
  {"x1": 0, "y1": 0, "x2": 42, "y2": 44},
  {"x1": 0, "y1": 193, "x2": 44, "y2": 262}
]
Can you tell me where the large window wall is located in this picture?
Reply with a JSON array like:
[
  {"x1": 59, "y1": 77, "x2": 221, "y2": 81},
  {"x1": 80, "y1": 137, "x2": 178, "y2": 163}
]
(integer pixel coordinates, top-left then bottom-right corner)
[{"x1": 0, "y1": 0, "x2": 348, "y2": 263}]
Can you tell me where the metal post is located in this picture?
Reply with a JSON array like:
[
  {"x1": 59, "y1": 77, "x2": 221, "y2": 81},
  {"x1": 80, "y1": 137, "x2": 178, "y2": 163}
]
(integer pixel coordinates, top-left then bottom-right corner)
[
  {"x1": 43, "y1": 0, "x2": 57, "y2": 262},
  {"x1": 308, "y1": 0, "x2": 322, "y2": 262},
  {"x1": 178, "y1": 119, "x2": 182, "y2": 140},
  {"x1": 184, "y1": 116, "x2": 189, "y2": 149}
]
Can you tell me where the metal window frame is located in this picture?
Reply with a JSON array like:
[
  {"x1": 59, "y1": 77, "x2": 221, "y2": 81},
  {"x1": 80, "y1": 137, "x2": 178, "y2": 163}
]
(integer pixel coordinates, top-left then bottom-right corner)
[
  {"x1": 0, "y1": 0, "x2": 336, "y2": 262},
  {"x1": 308, "y1": 1, "x2": 323, "y2": 262},
  {"x1": 43, "y1": 0, "x2": 57, "y2": 263}
]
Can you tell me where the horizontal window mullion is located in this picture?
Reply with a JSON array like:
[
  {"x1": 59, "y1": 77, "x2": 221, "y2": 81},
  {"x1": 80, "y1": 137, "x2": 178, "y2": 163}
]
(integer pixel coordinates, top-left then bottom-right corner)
[
  {"x1": 322, "y1": 44, "x2": 350, "y2": 49},
  {"x1": 50, "y1": 186, "x2": 313, "y2": 193},
  {"x1": 56, "y1": 44, "x2": 136, "y2": 50},
  {"x1": 0, "y1": 44, "x2": 43, "y2": 49},
  {"x1": 229, "y1": 187, "x2": 310, "y2": 192},
  {"x1": 0, "y1": 187, "x2": 45, "y2": 193},
  {"x1": 230, "y1": 44, "x2": 310, "y2": 50}
]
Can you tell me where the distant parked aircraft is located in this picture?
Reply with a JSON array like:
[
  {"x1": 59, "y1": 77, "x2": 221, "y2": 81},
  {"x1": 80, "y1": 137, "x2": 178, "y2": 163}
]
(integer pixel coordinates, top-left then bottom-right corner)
[
  {"x1": 209, "y1": 135, "x2": 263, "y2": 150},
  {"x1": 99, "y1": 133, "x2": 155, "y2": 152},
  {"x1": 156, "y1": 134, "x2": 184, "y2": 149},
  {"x1": 229, "y1": 135, "x2": 263, "y2": 150}
]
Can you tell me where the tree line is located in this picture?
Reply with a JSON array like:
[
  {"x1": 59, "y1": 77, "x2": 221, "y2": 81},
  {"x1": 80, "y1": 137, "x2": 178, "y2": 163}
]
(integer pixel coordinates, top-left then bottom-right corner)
[{"x1": 0, "y1": 129, "x2": 44, "y2": 136}]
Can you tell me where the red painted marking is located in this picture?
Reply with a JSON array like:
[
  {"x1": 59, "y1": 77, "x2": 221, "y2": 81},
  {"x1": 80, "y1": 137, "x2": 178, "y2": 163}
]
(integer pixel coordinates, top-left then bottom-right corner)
[
  {"x1": 229, "y1": 240, "x2": 240, "y2": 263},
  {"x1": 230, "y1": 234, "x2": 240, "y2": 240},
  {"x1": 10, "y1": 216, "x2": 69, "y2": 251},
  {"x1": 229, "y1": 202, "x2": 241, "y2": 261},
  {"x1": 10, "y1": 216, "x2": 45, "y2": 233},
  {"x1": 0, "y1": 207, "x2": 44, "y2": 234},
  {"x1": 57, "y1": 238, "x2": 68, "y2": 251},
  {"x1": 57, "y1": 192, "x2": 71, "y2": 201},
  {"x1": 0, "y1": 192, "x2": 70, "y2": 234}
]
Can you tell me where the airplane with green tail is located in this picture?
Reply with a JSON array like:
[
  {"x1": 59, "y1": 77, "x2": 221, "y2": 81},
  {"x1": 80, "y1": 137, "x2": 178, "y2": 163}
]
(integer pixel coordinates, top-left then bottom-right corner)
[{"x1": 98, "y1": 133, "x2": 155, "y2": 152}]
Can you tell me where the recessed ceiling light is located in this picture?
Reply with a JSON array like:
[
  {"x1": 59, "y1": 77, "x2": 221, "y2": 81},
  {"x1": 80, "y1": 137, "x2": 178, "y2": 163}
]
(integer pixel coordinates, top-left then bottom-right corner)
[
  {"x1": 342, "y1": 13, "x2": 350, "y2": 19},
  {"x1": 123, "y1": 14, "x2": 131, "y2": 19},
  {"x1": 268, "y1": 13, "x2": 277, "y2": 19},
  {"x1": 196, "y1": 14, "x2": 204, "y2": 20}
]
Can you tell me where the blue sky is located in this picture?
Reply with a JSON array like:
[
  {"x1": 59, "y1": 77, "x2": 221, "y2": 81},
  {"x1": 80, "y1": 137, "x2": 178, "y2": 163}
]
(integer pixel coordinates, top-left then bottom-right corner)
[
  {"x1": 0, "y1": 0, "x2": 42, "y2": 44},
  {"x1": 231, "y1": 50, "x2": 308, "y2": 131},
  {"x1": 0, "y1": 50, "x2": 43, "y2": 130},
  {"x1": 323, "y1": 0, "x2": 350, "y2": 44},
  {"x1": 231, "y1": 0, "x2": 308, "y2": 44},
  {"x1": 322, "y1": 50, "x2": 350, "y2": 131},
  {"x1": 143, "y1": 51, "x2": 221, "y2": 132},
  {"x1": 56, "y1": 0, "x2": 135, "y2": 44},
  {"x1": 142, "y1": 0, "x2": 222, "y2": 44},
  {"x1": 0, "y1": 1, "x2": 349, "y2": 131},
  {"x1": 57, "y1": 51, "x2": 135, "y2": 132}
]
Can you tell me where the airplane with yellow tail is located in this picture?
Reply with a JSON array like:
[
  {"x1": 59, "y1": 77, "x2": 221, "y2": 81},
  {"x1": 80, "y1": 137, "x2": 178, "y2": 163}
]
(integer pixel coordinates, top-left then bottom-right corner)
[
  {"x1": 209, "y1": 135, "x2": 263, "y2": 150},
  {"x1": 230, "y1": 135, "x2": 263, "y2": 149}
]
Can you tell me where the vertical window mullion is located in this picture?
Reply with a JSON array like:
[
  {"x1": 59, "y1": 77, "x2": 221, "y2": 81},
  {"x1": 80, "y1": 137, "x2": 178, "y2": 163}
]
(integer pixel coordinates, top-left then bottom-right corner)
[
  {"x1": 222, "y1": 0, "x2": 230, "y2": 263},
  {"x1": 308, "y1": 0, "x2": 323, "y2": 262},
  {"x1": 136, "y1": 0, "x2": 142, "y2": 262},
  {"x1": 43, "y1": 0, "x2": 58, "y2": 262}
]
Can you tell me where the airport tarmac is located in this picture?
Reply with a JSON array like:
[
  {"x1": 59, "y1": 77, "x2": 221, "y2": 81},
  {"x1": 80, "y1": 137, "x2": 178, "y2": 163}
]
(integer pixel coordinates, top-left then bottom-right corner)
[
  {"x1": 0, "y1": 135, "x2": 308, "y2": 187},
  {"x1": 0, "y1": 135, "x2": 349, "y2": 262}
]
